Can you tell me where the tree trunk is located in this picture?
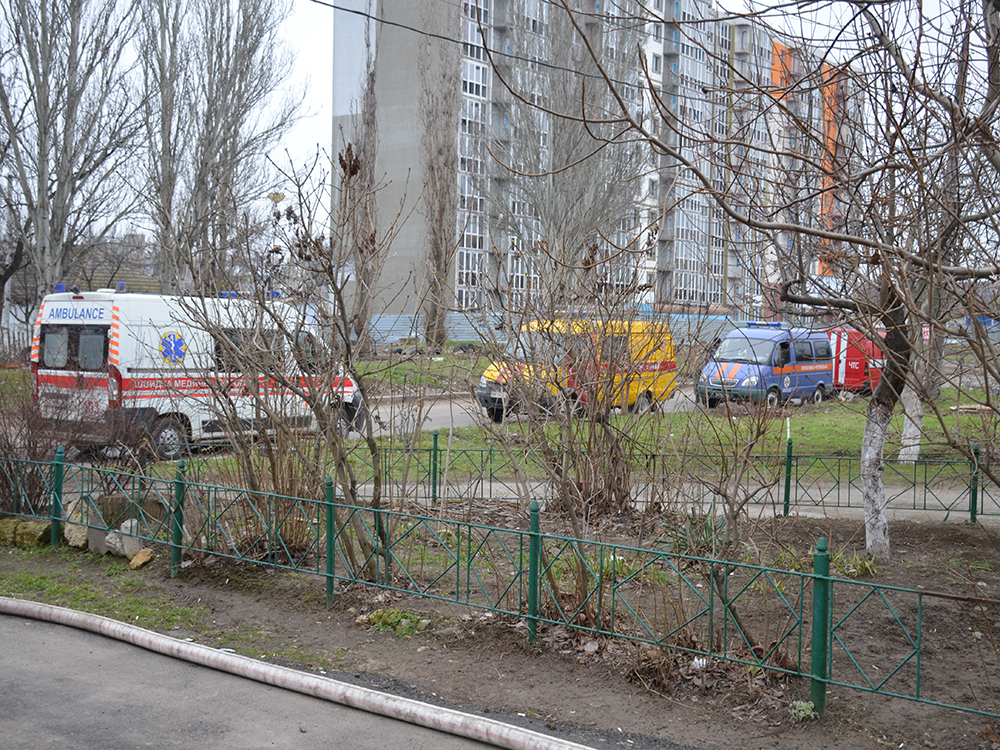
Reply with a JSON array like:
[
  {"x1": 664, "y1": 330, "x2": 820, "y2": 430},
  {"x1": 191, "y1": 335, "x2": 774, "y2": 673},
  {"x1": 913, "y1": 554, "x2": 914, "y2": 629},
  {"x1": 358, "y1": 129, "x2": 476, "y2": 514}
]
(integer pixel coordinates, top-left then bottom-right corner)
[
  {"x1": 861, "y1": 398, "x2": 892, "y2": 558},
  {"x1": 897, "y1": 385, "x2": 923, "y2": 462}
]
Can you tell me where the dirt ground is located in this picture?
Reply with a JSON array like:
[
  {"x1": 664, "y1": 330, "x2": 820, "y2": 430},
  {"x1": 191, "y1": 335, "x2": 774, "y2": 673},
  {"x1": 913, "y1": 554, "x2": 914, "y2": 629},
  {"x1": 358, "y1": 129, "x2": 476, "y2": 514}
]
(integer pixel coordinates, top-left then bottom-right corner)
[{"x1": 4, "y1": 516, "x2": 1000, "y2": 750}]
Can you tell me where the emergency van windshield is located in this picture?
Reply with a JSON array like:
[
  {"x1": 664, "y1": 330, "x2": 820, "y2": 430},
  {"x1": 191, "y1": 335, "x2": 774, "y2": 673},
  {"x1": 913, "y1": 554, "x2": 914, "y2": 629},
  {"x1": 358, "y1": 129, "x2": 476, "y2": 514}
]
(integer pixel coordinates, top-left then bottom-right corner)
[
  {"x1": 39, "y1": 324, "x2": 108, "y2": 371},
  {"x1": 714, "y1": 336, "x2": 775, "y2": 365}
]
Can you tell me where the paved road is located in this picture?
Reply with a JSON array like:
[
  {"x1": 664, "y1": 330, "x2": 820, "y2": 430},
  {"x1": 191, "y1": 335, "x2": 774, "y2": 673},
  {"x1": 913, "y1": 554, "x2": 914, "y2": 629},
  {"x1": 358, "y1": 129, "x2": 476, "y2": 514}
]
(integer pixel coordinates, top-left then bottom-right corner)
[
  {"x1": 0, "y1": 616, "x2": 493, "y2": 750},
  {"x1": 374, "y1": 388, "x2": 699, "y2": 434}
]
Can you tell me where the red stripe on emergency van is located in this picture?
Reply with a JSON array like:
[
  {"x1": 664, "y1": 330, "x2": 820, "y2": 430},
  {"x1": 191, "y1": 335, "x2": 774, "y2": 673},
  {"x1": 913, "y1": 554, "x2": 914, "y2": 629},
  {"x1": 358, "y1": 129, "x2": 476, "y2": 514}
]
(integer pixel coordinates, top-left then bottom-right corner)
[{"x1": 38, "y1": 373, "x2": 109, "y2": 389}]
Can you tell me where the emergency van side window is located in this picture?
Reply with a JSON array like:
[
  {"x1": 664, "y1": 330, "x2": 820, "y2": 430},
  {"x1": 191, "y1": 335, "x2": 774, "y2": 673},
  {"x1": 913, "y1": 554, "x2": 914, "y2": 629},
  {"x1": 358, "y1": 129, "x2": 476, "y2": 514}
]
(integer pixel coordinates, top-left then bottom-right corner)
[
  {"x1": 43, "y1": 328, "x2": 69, "y2": 369},
  {"x1": 794, "y1": 341, "x2": 814, "y2": 361},
  {"x1": 214, "y1": 329, "x2": 285, "y2": 372},
  {"x1": 214, "y1": 330, "x2": 241, "y2": 372},
  {"x1": 78, "y1": 330, "x2": 106, "y2": 370},
  {"x1": 39, "y1": 325, "x2": 108, "y2": 371},
  {"x1": 814, "y1": 339, "x2": 832, "y2": 359},
  {"x1": 297, "y1": 332, "x2": 320, "y2": 372}
]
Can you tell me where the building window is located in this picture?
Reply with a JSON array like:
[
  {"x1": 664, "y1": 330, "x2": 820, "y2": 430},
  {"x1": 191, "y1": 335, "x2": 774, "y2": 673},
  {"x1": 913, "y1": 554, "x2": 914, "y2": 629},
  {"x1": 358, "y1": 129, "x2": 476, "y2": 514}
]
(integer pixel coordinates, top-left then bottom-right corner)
[{"x1": 652, "y1": 54, "x2": 661, "y2": 73}]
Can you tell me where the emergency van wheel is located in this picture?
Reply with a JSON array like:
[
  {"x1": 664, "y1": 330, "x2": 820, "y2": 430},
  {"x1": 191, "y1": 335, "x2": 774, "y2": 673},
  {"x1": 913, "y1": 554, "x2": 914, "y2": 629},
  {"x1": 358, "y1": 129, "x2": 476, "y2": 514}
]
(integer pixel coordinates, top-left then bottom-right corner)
[
  {"x1": 151, "y1": 418, "x2": 187, "y2": 462},
  {"x1": 765, "y1": 388, "x2": 781, "y2": 410},
  {"x1": 346, "y1": 397, "x2": 369, "y2": 434},
  {"x1": 486, "y1": 406, "x2": 505, "y2": 424},
  {"x1": 630, "y1": 392, "x2": 654, "y2": 415},
  {"x1": 811, "y1": 386, "x2": 827, "y2": 405},
  {"x1": 707, "y1": 397, "x2": 721, "y2": 409}
]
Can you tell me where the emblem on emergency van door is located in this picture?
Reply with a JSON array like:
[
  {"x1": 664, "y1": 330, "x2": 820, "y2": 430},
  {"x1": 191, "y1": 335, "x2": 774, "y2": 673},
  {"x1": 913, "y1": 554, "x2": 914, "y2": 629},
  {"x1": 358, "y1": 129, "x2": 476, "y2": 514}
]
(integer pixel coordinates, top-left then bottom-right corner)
[
  {"x1": 159, "y1": 332, "x2": 187, "y2": 365},
  {"x1": 783, "y1": 376, "x2": 791, "y2": 388}
]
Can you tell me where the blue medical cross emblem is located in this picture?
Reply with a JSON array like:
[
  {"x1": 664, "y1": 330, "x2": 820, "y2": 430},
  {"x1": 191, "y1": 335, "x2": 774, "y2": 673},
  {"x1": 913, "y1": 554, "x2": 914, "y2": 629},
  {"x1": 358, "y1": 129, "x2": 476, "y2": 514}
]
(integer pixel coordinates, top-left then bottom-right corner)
[{"x1": 159, "y1": 332, "x2": 187, "y2": 365}]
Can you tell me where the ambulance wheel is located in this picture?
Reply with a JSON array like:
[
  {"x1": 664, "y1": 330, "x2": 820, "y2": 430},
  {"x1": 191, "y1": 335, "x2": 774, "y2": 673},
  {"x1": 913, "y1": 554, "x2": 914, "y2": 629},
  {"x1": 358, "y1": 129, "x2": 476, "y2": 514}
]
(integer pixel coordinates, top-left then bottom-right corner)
[
  {"x1": 811, "y1": 386, "x2": 827, "y2": 405},
  {"x1": 346, "y1": 398, "x2": 369, "y2": 433},
  {"x1": 151, "y1": 418, "x2": 187, "y2": 462},
  {"x1": 486, "y1": 406, "x2": 505, "y2": 424},
  {"x1": 765, "y1": 388, "x2": 781, "y2": 410},
  {"x1": 630, "y1": 392, "x2": 654, "y2": 415}
]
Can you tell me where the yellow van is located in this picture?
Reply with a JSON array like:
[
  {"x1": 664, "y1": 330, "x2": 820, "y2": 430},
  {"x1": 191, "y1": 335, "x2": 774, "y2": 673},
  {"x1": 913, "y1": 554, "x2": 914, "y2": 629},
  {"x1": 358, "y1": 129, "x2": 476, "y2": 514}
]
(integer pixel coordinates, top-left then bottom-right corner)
[{"x1": 475, "y1": 318, "x2": 677, "y2": 423}]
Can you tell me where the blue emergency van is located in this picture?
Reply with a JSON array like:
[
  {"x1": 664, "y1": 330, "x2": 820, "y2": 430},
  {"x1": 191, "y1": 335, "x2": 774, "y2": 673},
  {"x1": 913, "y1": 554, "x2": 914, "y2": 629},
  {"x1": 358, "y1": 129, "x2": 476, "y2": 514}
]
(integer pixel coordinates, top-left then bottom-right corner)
[{"x1": 696, "y1": 322, "x2": 834, "y2": 408}]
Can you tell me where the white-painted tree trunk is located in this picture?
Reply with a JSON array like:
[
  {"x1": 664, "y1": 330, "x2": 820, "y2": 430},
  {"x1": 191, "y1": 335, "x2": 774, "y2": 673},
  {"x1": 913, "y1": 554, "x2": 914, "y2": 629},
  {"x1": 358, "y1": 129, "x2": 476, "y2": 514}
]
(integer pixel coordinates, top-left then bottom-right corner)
[
  {"x1": 862, "y1": 400, "x2": 892, "y2": 558},
  {"x1": 897, "y1": 385, "x2": 923, "y2": 462}
]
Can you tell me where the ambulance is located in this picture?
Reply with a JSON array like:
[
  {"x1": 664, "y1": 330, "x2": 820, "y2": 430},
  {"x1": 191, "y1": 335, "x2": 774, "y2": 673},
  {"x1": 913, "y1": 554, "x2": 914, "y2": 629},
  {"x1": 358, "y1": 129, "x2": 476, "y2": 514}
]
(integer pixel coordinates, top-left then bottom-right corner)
[
  {"x1": 476, "y1": 317, "x2": 677, "y2": 423},
  {"x1": 30, "y1": 285, "x2": 365, "y2": 459},
  {"x1": 696, "y1": 322, "x2": 834, "y2": 408}
]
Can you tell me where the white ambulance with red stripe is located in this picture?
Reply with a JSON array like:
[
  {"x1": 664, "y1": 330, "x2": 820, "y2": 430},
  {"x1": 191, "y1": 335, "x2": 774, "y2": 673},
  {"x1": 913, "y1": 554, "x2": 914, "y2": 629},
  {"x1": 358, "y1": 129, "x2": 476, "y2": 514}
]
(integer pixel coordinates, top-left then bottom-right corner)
[{"x1": 30, "y1": 285, "x2": 364, "y2": 459}]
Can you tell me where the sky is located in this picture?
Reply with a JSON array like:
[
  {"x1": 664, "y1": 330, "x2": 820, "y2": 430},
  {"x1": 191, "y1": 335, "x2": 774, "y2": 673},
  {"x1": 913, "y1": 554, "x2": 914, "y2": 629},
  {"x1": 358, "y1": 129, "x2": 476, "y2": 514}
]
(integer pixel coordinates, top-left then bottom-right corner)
[{"x1": 276, "y1": 0, "x2": 371, "y2": 170}]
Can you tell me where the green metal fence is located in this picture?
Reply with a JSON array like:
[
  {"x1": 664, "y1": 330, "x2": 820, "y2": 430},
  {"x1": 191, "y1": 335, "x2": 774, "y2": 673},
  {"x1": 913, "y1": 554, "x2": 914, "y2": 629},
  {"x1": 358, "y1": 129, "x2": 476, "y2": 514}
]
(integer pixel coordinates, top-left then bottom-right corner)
[
  {"x1": 320, "y1": 440, "x2": 992, "y2": 520},
  {"x1": 2, "y1": 451, "x2": 999, "y2": 720}
]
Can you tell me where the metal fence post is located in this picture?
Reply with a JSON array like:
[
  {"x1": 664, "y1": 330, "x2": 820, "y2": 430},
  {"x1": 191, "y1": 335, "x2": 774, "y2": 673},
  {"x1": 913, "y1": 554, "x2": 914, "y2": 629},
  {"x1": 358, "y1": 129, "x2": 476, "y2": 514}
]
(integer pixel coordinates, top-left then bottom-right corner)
[
  {"x1": 325, "y1": 477, "x2": 335, "y2": 608},
  {"x1": 171, "y1": 460, "x2": 187, "y2": 578},
  {"x1": 811, "y1": 537, "x2": 831, "y2": 715},
  {"x1": 783, "y1": 436, "x2": 793, "y2": 517},
  {"x1": 528, "y1": 500, "x2": 540, "y2": 645},
  {"x1": 50, "y1": 446, "x2": 65, "y2": 547},
  {"x1": 431, "y1": 429, "x2": 439, "y2": 505},
  {"x1": 971, "y1": 445, "x2": 980, "y2": 525}
]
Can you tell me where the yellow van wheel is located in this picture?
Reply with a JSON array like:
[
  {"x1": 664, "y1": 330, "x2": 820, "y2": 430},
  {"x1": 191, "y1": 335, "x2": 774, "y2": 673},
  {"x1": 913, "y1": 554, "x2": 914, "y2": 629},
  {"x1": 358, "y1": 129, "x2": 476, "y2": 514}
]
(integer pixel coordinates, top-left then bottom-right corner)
[{"x1": 630, "y1": 392, "x2": 654, "y2": 415}]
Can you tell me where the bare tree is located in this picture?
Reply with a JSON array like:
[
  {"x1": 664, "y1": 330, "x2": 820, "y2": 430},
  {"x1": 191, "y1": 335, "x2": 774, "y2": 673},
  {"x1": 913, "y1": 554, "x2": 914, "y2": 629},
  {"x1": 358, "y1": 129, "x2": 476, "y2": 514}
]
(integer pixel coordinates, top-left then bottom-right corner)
[
  {"x1": 418, "y1": 1, "x2": 461, "y2": 349},
  {"x1": 524, "y1": 0, "x2": 1000, "y2": 559},
  {"x1": 0, "y1": 0, "x2": 142, "y2": 299},
  {"x1": 485, "y1": 1, "x2": 648, "y2": 313},
  {"x1": 137, "y1": 0, "x2": 190, "y2": 293},
  {"x1": 340, "y1": 18, "x2": 383, "y2": 358},
  {"x1": 138, "y1": 0, "x2": 299, "y2": 292}
]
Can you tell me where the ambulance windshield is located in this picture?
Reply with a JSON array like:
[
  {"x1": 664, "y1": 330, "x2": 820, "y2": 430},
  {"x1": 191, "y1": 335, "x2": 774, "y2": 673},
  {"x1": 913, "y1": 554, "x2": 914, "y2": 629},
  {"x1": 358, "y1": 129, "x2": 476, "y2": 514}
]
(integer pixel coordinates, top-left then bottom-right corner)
[{"x1": 714, "y1": 336, "x2": 775, "y2": 365}]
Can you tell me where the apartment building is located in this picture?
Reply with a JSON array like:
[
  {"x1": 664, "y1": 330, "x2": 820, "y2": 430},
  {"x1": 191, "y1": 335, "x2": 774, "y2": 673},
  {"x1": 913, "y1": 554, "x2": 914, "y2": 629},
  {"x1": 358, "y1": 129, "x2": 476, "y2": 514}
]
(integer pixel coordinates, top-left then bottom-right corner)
[
  {"x1": 657, "y1": 0, "x2": 856, "y2": 318},
  {"x1": 334, "y1": 1, "x2": 662, "y2": 341},
  {"x1": 330, "y1": 1, "x2": 852, "y2": 340}
]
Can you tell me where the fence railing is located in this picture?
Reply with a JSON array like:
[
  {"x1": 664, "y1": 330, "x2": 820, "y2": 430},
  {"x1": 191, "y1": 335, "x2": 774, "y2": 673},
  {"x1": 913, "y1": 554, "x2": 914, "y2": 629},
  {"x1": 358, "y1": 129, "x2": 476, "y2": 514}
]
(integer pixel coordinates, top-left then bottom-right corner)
[
  {"x1": 2, "y1": 451, "x2": 999, "y2": 720},
  {"x1": 172, "y1": 433, "x2": 992, "y2": 520}
]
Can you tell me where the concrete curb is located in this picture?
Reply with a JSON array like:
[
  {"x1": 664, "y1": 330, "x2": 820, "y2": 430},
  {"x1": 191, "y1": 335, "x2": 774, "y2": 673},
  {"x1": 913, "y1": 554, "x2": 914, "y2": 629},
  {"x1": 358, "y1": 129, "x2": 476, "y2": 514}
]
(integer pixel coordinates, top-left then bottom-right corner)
[{"x1": 0, "y1": 597, "x2": 596, "y2": 750}]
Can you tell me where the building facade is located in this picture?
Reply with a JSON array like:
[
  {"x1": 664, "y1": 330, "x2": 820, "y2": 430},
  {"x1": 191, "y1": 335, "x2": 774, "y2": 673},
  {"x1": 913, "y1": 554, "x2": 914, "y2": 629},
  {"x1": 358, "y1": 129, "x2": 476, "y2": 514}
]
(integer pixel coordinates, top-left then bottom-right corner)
[{"x1": 331, "y1": 0, "x2": 852, "y2": 341}]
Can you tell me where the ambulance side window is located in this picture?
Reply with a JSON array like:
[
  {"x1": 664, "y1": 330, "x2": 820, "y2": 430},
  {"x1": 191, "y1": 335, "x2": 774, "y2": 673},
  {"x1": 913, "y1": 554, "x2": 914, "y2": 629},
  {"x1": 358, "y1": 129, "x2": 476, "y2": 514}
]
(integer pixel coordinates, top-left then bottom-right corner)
[
  {"x1": 39, "y1": 325, "x2": 108, "y2": 371},
  {"x1": 297, "y1": 332, "x2": 320, "y2": 373},
  {"x1": 214, "y1": 330, "x2": 243, "y2": 372},
  {"x1": 78, "y1": 330, "x2": 106, "y2": 371},
  {"x1": 43, "y1": 328, "x2": 69, "y2": 369},
  {"x1": 215, "y1": 328, "x2": 285, "y2": 373},
  {"x1": 259, "y1": 330, "x2": 285, "y2": 373}
]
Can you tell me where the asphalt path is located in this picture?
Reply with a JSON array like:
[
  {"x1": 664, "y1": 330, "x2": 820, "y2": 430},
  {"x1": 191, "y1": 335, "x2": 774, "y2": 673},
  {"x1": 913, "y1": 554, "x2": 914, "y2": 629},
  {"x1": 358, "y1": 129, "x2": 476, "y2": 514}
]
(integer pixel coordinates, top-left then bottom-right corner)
[
  {"x1": 0, "y1": 615, "x2": 494, "y2": 750},
  {"x1": 374, "y1": 388, "x2": 699, "y2": 434}
]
